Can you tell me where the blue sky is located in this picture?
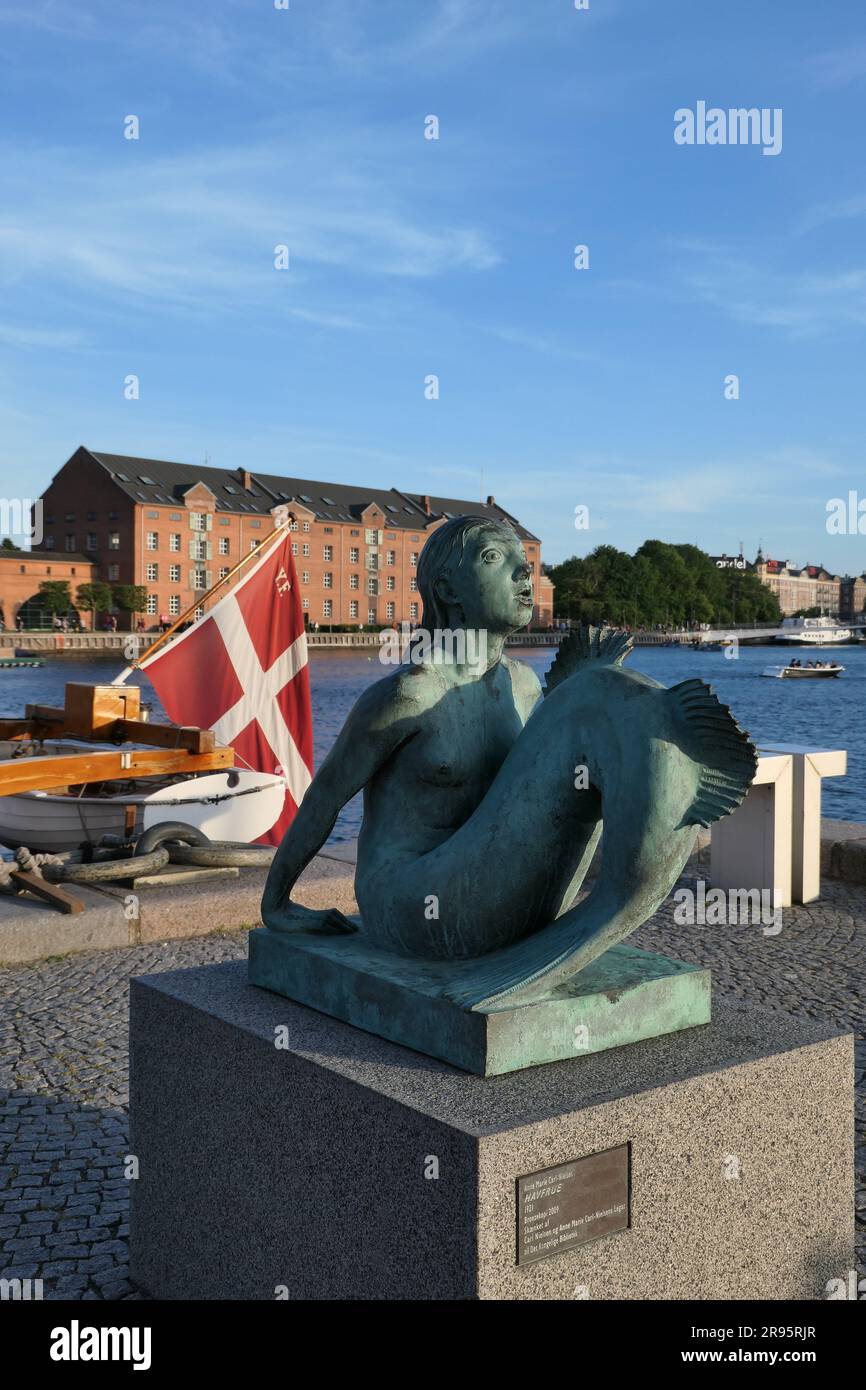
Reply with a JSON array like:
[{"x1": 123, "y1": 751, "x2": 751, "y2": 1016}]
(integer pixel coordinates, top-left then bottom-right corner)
[{"x1": 2, "y1": 0, "x2": 866, "y2": 568}]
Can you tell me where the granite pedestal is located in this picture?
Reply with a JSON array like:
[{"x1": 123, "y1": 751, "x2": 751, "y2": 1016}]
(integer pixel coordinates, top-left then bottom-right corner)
[{"x1": 129, "y1": 961, "x2": 854, "y2": 1300}]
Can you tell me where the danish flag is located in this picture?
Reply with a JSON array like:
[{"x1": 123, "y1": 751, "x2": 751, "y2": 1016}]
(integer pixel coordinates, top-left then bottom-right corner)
[{"x1": 139, "y1": 530, "x2": 313, "y2": 845}]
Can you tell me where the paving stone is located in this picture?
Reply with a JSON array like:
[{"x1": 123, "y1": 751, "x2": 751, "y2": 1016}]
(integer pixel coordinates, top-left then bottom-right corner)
[{"x1": 1, "y1": 882, "x2": 864, "y2": 1298}]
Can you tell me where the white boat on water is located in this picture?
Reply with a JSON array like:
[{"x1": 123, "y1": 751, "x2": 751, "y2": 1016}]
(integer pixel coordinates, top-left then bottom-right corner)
[
  {"x1": 761, "y1": 662, "x2": 845, "y2": 680},
  {"x1": 774, "y1": 616, "x2": 852, "y2": 645},
  {"x1": 0, "y1": 739, "x2": 287, "y2": 853}
]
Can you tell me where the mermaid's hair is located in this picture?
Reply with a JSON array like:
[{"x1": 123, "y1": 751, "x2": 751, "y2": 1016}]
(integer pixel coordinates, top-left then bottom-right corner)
[{"x1": 417, "y1": 515, "x2": 521, "y2": 629}]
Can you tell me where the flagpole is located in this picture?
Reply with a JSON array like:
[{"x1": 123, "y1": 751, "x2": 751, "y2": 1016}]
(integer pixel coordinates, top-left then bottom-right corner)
[{"x1": 111, "y1": 516, "x2": 294, "y2": 686}]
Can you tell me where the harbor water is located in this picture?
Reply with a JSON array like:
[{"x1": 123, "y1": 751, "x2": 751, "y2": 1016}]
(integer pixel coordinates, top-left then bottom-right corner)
[{"x1": 1, "y1": 644, "x2": 863, "y2": 842}]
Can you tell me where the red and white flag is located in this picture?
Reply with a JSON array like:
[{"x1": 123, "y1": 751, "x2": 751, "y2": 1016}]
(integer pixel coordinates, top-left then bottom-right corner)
[{"x1": 139, "y1": 531, "x2": 313, "y2": 845}]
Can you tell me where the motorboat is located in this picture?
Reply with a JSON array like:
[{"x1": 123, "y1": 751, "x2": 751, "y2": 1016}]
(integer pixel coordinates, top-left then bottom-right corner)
[
  {"x1": 761, "y1": 662, "x2": 845, "y2": 679},
  {"x1": 774, "y1": 616, "x2": 851, "y2": 645}
]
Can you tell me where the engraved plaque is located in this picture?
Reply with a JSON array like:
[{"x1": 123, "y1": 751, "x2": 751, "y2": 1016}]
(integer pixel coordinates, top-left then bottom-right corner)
[{"x1": 516, "y1": 1144, "x2": 630, "y2": 1266}]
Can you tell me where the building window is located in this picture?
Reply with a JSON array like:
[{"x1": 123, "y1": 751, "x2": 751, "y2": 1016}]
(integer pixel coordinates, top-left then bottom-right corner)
[
  {"x1": 387, "y1": 551, "x2": 395, "y2": 565},
  {"x1": 289, "y1": 520, "x2": 298, "y2": 532},
  {"x1": 170, "y1": 534, "x2": 181, "y2": 552},
  {"x1": 170, "y1": 512, "x2": 182, "y2": 521},
  {"x1": 349, "y1": 574, "x2": 359, "y2": 590},
  {"x1": 219, "y1": 537, "x2": 230, "y2": 556},
  {"x1": 368, "y1": 607, "x2": 376, "y2": 624},
  {"x1": 44, "y1": 535, "x2": 55, "y2": 549},
  {"x1": 220, "y1": 517, "x2": 230, "y2": 526},
  {"x1": 108, "y1": 564, "x2": 120, "y2": 581},
  {"x1": 192, "y1": 538, "x2": 208, "y2": 561},
  {"x1": 109, "y1": 511, "x2": 119, "y2": 521},
  {"x1": 193, "y1": 569, "x2": 207, "y2": 590},
  {"x1": 323, "y1": 573, "x2": 333, "y2": 589},
  {"x1": 302, "y1": 571, "x2": 310, "y2": 584},
  {"x1": 410, "y1": 535, "x2": 419, "y2": 542},
  {"x1": 220, "y1": 567, "x2": 229, "y2": 579},
  {"x1": 386, "y1": 532, "x2": 396, "y2": 541},
  {"x1": 195, "y1": 606, "x2": 204, "y2": 620},
  {"x1": 410, "y1": 602, "x2": 418, "y2": 620},
  {"x1": 190, "y1": 513, "x2": 207, "y2": 531},
  {"x1": 146, "y1": 532, "x2": 158, "y2": 550},
  {"x1": 147, "y1": 510, "x2": 159, "y2": 520},
  {"x1": 410, "y1": 577, "x2": 417, "y2": 592},
  {"x1": 365, "y1": 529, "x2": 377, "y2": 545},
  {"x1": 64, "y1": 513, "x2": 75, "y2": 522},
  {"x1": 86, "y1": 533, "x2": 98, "y2": 551},
  {"x1": 169, "y1": 564, "x2": 181, "y2": 582},
  {"x1": 386, "y1": 576, "x2": 395, "y2": 591},
  {"x1": 349, "y1": 547, "x2": 359, "y2": 563},
  {"x1": 302, "y1": 543, "x2": 310, "y2": 557},
  {"x1": 303, "y1": 522, "x2": 310, "y2": 532},
  {"x1": 146, "y1": 594, "x2": 158, "y2": 615},
  {"x1": 251, "y1": 519, "x2": 261, "y2": 529},
  {"x1": 291, "y1": 543, "x2": 298, "y2": 556},
  {"x1": 323, "y1": 526, "x2": 333, "y2": 534},
  {"x1": 250, "y1": 540, "x2": 260, "y2": 551},
  {"x1": 350, "y1": 529, "x2": 359, "y2": 537},
  {"x1": 302, "y1": 598, "x2": 309, "y2": 610},
  {"x1": 410, "y1": 552, "x2": 418, "y2": 567},
  {"x1": 386, "y1": 602, "x2": 395, "y2": 621},
  {"x1": 349, "y1": 600, "x2": 359, "y2": 619},
  {"x1": 323, "y1": 545, "x2": 333, "y2": 561},
  {"x1": 367, "y1": 577, "x2": 378, "y2": 595},
  {"x1": 169, "y1": 596, "x2": 181, "y2": 616},
  {"x1": 323, "y1": 599, "x2": 332, "y2": 618},
  {"x1": 146, "y1": 562, "x2": 158, "y2": 582},
  {"x1": 65, "y1": 535, "x2": 76, "y2": 552}
]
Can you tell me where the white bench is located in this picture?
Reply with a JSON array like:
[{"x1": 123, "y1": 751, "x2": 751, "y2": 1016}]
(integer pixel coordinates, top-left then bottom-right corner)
[{"x1": 710, "y1": 745, "x2": 846, "y2": 905}]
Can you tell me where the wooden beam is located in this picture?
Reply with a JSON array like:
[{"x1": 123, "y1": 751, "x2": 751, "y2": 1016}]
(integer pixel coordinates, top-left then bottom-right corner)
[
  {"x1": 11, "y1": 871, "x2": 84, "y2": 914},
  {"x1": 114, "y1": 720, "x2": 216, "y2": 753},
  {"x1": 0, "y1": 746, "x2": 233, "y2": 796}
]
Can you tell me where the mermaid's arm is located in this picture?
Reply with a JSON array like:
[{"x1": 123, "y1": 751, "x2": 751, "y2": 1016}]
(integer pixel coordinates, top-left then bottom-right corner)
[{"x1": 262, "y1": 676, "x2": 418, "y2": 921}]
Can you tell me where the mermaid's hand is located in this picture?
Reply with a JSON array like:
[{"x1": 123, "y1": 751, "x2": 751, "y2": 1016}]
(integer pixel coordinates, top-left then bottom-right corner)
[{"x1": 263, "y1": 900, "x2": 355, "y2": 936}]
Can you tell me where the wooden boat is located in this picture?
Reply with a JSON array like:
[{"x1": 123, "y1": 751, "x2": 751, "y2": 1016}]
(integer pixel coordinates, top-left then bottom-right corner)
[
  {"x1": 761, "y1": 662, "x2": 844, "y2": 679},
  {"x1": 0, "y1": 744, "x2": 285, "y2": 852},
  {"x1": 0, "y1": 682, "x2": 281, "y2": 852}
]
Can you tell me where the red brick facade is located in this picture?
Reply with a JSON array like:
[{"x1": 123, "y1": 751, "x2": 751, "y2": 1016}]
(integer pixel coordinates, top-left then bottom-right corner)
[{"x1": 26, "y1": 448, "x2": 553, "y2": 630}]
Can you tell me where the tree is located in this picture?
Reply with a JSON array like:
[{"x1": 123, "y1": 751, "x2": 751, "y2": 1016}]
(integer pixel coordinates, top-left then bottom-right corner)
[
  {"x1": 1, "y1": 538, "x2": 17, "y2": 551},
  {"x1": 76, "y1": 581, "x2": 114, "y2": 630},
  {"x1": 112, "y1": 585, "x2": 148, "y2": 624},
  {"x1": 38, "y1": 580, "x2": 72, "y2": 616}
]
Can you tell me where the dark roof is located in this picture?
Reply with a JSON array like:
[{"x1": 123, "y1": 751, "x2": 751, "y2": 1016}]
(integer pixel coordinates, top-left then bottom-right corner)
[
  {"x1": 0, "y1": 548, "x2": 94, "y2": 564},
  {"x1": 77, "y1": 449, "x2": 539, "y2": 541}
]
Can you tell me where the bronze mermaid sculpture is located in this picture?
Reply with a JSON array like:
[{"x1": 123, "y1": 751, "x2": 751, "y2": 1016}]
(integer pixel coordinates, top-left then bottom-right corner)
[{"x1": 262, "y1": 515, "x2": 757, "y2": 1009}]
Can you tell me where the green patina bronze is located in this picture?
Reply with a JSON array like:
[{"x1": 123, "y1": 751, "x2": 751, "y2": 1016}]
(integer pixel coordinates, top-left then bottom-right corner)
[{"x1": 251, "y1": 515, "x2": 757, "y2": 1074}]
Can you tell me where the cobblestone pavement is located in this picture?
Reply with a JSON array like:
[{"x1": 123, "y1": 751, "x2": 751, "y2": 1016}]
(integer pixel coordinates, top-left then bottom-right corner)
[{"x1": 1, "y1": 880, "x2": 863, "y2": 1300}]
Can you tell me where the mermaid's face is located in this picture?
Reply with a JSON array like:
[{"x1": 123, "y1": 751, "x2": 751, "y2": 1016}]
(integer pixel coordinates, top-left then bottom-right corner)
[{"x1": 439, "y1": 528, "x2": 533, "y2": 633}]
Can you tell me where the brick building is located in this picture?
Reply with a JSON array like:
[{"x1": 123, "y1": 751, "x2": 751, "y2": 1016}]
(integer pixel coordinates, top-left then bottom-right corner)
[
  {"x1": 753, "y1": 555, "x2": 842, "y2": 616},
  {"x1": 0, "y1": 548, "x2": 96, "y2": 629},
  {"x1": 29, "y1": 447, "x2": 553, "y2": 630}
]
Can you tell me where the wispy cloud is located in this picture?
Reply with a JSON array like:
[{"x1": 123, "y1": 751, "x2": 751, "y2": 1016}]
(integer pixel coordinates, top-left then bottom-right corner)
[
  {"x1": 809, "y1": 43, "x2": 866, "y2": 90},
  {"x1": 0, "y1": 134, "x2": 500, "y2": 330}
]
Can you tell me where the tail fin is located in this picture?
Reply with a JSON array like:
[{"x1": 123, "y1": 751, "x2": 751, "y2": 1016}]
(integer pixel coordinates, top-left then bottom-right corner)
[
  {"x1": 544, "y1": 623, "x2": 633, "y2": 696},
  {"x1": 668, "y1": 679, "x2": 758, "y2": 828}
]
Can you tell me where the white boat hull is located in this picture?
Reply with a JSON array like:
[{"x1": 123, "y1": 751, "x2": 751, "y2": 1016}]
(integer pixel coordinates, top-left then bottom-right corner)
[{"x1": 0, "y1": 757, "x2": 287, "y2": 853}]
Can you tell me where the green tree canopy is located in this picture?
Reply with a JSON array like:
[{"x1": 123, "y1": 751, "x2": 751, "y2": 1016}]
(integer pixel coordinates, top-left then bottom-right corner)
[
  {"x1": 548, "y1": 543, "x2": 780, "y2": 628},
  {"x1": 38, "y1": 580, "x2": 72, "y2": 616},
  {"x1": 112, "y1": 584, "x2": 148, "y2": 618}
]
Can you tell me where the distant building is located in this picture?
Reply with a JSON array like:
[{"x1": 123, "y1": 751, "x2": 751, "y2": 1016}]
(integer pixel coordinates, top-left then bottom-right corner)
[
  {"x1": 753, "y1": 553, "x2": 842, "y2": 616},
  {"x1": 840, "y1": 573, "x2": 866, "y2": 622},
  {"x1": 22, "y1": 447, "x2": 553, "y2": 630},
  {"x1": 0, "y1": 549, "x2": 96, "y2": 629}
]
